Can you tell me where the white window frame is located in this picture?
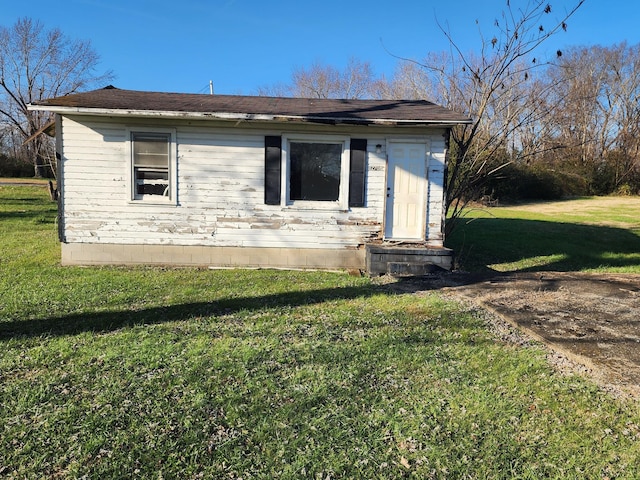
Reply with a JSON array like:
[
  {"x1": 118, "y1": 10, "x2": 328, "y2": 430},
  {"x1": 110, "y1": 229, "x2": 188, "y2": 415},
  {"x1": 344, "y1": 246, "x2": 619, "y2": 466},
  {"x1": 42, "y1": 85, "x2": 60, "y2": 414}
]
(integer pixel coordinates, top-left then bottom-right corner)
[
  {"x1": 281, "y1": 134, "x2": 350, "y2": 210},
  {"x1": 126, "y1": 127, "x2": 177, "y2": 204}
]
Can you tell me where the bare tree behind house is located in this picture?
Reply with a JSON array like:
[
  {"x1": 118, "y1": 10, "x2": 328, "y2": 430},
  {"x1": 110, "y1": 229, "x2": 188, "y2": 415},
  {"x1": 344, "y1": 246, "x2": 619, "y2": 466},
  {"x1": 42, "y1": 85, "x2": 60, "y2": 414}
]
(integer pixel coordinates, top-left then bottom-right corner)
[
  {"x1": 0, "y1": 17, "x2": 113, "y2": 177},
  {"x1": 543, "y1": 43, "x2": 640, "y2": 193},
  {"x1": 370, "y1": 62, "x2": 433, "y2": 101},
  {"x1": 258, "y1": 2, "x2": 589, "y2": 208},
  {"x1": 410, "y1": 1, "x2": 586, "y2": 227},
  {"x1": 257, "y1": 58, "x2": 378, "y2": 99}
]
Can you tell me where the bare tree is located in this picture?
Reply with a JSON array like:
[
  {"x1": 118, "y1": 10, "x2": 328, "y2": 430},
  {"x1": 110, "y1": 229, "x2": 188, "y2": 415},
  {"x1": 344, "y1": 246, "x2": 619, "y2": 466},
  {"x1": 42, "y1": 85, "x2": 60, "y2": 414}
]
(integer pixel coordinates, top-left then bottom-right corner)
[
  {"x1": 543, "y1": 43, "x2": 640, "y2": 193},
  {"x1": 0, "y1": 17, "x2": 113, "y2": 177},
  {"x1": 370, "y1": 62, "x2": 433, "y2": 100},
  {"x1": 399, "y1": 1, "x2": 585, "y2": 226},
  {"x1": 255, "y1": 2, "x2": 587, "y2": 211},
  {"x1": 257, "y1": 58, "x2": 378, "y2": 99}
]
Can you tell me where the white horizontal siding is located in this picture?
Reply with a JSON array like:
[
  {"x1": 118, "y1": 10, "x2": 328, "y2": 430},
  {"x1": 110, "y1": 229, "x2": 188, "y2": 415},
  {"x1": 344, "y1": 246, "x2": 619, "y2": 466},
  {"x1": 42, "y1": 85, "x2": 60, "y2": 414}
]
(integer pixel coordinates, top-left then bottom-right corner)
[
  {"x1": 426, "y1": 136, "x2": 447, "y2": 243},
  {"x1": 365, "y1": 149, "x2": 386, "y2": 212},
  {"x1": 60, "y1": 117, "x2": 128, "y2": 210},
  {"x1": 59, "y1": 115, "x2": 447, "y2": 250},
  {"x1": 176, "y1": 131, "x2": 264, "y2": 214}
]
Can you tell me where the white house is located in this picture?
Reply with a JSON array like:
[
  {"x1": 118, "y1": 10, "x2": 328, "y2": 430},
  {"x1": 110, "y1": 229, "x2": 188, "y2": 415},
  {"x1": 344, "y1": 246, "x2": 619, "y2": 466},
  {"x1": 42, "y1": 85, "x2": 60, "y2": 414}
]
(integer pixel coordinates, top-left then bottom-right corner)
[{"x1": 29, "y1": 86, "x2": 470, "y2": 275}]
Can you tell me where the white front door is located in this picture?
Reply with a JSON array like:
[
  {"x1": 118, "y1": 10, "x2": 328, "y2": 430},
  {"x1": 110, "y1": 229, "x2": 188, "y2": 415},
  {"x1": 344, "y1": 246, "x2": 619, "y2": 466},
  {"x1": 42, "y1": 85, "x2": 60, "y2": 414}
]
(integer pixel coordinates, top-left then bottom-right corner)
[{"x1": 384, "y1": 142, "x2": 427, "y2": 240}]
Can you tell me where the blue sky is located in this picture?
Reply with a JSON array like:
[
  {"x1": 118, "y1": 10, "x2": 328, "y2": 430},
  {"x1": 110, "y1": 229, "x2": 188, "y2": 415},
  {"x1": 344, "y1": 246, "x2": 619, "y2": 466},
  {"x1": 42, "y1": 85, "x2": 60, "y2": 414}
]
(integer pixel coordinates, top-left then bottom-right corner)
[{"x1": 3, "y1": 0, "x2": 639, "y2": 95}]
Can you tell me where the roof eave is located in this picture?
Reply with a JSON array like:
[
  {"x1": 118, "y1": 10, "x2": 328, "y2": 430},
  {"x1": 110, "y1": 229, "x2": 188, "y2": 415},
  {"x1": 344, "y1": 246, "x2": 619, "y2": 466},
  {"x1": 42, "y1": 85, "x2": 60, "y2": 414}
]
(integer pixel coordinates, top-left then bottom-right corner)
[{"x1": 27, "y1": 104, "x2": 472, "y2": 126}]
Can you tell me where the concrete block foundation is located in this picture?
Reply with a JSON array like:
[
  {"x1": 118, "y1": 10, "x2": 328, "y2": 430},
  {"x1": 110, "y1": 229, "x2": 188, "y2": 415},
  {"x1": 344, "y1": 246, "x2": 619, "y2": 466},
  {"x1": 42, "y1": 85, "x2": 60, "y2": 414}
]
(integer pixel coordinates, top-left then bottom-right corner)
[
  {"x1": 366, "y1": 244, "x2": 454, "y2": 276},
  {"x1": 60, "y1": 242, "x2": 453, "y2": 276},
  {"x1": 61, "y1": 243, "x2": 366, "y2": 271}
]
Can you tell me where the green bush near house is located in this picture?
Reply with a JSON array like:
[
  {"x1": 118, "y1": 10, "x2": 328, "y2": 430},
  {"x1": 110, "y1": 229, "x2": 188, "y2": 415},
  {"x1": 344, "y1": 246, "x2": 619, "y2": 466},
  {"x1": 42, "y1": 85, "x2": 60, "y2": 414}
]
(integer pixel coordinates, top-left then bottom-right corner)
[{"x1": 2, "y1": 185, "x2": 640, "y2": 479}]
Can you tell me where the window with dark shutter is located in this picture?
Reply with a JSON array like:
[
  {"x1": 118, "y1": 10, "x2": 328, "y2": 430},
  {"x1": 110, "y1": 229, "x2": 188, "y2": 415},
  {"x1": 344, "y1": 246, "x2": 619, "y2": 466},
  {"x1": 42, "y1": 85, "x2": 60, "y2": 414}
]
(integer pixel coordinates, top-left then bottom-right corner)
[
  {"x1": 267, "y1": 135, "x2": 365, "y2": 210},
  {"x1": 349, "y1": 139, "x2": 367, "y2": 207},
  {"x1": 264, "y1": 136, "x2": 282, "y2": 205}
]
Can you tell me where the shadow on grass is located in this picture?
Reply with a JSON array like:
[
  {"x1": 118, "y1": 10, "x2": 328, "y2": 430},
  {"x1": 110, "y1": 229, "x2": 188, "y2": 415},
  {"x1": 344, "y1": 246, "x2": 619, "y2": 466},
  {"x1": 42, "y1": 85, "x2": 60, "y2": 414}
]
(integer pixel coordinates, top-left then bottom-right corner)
[
  {"x1": 0, "y1": 196, "x2": 57, "y2": 221},
  {"x1": 0, "y1": 210, "x2": 56, "y2": 221},
  {"x1": 1, "y1": 196, "x2": 50, "y2": 202},
  {"x1": 0, "y1": 281, "x2": 425, "y2": 340},
  {"x1": 447, "y1": 218, "x2": 640, "y2": 273},
  {"x1": 5, "y1": 215, "x2": 639, "y2": 340}
]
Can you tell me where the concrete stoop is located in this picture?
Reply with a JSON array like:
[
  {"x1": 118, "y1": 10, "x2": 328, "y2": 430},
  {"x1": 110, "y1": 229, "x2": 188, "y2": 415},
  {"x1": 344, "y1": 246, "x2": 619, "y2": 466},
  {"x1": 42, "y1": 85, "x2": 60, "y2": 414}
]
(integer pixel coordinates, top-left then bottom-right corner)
[{"x1": 366, "y1": 244, "x2": 454, "y2": 276}]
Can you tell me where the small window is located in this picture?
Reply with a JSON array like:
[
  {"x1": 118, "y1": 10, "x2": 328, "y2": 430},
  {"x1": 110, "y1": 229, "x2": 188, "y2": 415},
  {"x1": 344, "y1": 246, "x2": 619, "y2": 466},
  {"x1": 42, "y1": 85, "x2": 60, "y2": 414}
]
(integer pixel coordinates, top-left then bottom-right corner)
[
  {"x1": 132, "y1": 132, "x2": 171, "y2": 200},
  {"x1": 289, "y1": 142, "x2": 342, "y2": 201}
]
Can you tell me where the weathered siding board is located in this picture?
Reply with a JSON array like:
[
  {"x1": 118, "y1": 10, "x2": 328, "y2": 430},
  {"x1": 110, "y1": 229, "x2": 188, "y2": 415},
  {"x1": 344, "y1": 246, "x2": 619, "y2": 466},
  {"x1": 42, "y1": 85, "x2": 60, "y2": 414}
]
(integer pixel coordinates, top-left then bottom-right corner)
[
  {"x1": 425, "y1": 136, "x2": 447, "y2": 243},
  {"x1": 364, "y1": 147, "x2": 386, "y2": 211},
  {"x1": 176, "y1": 132, "x2": 265, "y2": 214},
  {"x1": 61, "y1": 118, "x2": 128, "y2": 210},
  {"x1": 59, "y1": 115, "x2": 446, "y2": 254}
]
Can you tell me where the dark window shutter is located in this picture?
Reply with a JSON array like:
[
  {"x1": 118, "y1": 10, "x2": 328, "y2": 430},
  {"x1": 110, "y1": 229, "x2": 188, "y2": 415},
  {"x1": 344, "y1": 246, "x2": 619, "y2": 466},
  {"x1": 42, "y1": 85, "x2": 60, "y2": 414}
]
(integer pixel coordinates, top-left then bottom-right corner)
[
  {"x1": 264, "y1": 136, "x2": 282, "y2": 205},
  {"x1": 349, "y1": 139, "x2": 367, "y2": 207}
]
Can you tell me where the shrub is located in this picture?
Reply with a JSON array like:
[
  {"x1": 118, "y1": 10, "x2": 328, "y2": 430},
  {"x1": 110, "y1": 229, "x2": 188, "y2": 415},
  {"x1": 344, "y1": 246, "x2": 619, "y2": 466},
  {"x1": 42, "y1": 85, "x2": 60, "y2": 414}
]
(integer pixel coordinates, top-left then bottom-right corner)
[
  {"x1": 0, "y1": 153, "x2": 34, "y2": 177},
  {"x1": 484, "y1": 163, "x2": 586, "y2": 202}
]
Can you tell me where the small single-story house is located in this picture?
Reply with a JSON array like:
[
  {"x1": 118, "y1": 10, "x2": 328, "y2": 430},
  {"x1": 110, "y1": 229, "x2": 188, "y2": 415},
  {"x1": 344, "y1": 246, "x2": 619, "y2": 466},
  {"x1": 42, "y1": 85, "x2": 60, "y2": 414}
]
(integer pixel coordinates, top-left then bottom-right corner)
[{"x1": 29, "y1": 86, "x2": 470, "y2": 275}]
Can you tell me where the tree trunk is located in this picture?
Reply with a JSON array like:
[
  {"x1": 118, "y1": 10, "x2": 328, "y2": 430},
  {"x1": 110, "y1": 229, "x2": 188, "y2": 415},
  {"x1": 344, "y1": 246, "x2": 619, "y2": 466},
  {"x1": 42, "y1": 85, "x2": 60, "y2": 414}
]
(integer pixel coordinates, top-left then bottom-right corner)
[
  {"x1": 33, "y1": 145, "x2": 52, "y2": 178},
  {"x1": 48, "y1": 180, "x2": 58, "y2": 201},
  {"x1": 34, "y1": 155, "x2": 47, "y2": 178}
]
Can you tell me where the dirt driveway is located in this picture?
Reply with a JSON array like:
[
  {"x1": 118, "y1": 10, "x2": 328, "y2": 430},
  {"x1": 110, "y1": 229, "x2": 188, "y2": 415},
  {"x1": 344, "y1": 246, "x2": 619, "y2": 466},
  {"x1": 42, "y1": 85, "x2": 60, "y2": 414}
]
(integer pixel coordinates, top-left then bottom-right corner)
[{"x1": 410, "y1": 272, "x2": 640, "y2": 398}]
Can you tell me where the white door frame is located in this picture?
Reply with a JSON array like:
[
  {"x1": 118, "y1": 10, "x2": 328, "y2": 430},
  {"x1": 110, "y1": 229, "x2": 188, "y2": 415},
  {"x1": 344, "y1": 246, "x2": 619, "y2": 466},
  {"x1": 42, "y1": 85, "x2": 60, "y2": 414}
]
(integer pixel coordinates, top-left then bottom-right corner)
[{"x1": 384, "y1": 140, "x2": 429, "y2": 241}]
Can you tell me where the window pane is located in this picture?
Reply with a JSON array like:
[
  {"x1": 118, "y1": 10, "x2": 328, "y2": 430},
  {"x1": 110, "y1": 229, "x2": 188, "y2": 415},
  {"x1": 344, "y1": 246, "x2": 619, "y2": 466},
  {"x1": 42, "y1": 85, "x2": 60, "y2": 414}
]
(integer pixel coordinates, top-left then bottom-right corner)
[
  {"x1": 136, "y1": 182, "x2": 169, "y2": 196},
  {"x1": 133, "y1": 139, "x2": 169, "y2": 156},
  {"x1": 133, "y1": 135, "x2": 169, "y2": 168},
  {"x1": 135, "y1": 169, "x2": 169, "y2": 196},
  {"x1": 290, "y1": 142, "x2": 342, "y2": 201},
  {"x1": 134, "y1": 154, "x2": 168, "y2": 168},
  {"x1": 136, "y1": 169, "x2": 168, "y2": 180}
]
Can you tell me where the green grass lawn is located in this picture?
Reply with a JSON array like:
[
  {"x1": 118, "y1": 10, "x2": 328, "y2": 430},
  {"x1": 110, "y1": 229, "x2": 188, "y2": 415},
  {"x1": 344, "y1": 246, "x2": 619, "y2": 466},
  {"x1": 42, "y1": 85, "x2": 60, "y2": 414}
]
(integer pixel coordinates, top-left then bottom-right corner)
[
  {"x1": 447, "y1": 197, "x2": 640, "y2": 273},
  {"x1": 2, "y1": 185, "x2": 640, "y2": 479}
]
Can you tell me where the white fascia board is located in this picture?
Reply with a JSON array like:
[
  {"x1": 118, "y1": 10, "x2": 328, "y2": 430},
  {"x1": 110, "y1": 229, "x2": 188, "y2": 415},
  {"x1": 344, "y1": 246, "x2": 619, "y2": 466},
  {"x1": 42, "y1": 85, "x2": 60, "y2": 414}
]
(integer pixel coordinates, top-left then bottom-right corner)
[
  {"x1": 26, "y1": 104, "x2": 470, "y2": 126},
  {"x1": 27, "y1": 105, "x2": 272, "y2": 120}
]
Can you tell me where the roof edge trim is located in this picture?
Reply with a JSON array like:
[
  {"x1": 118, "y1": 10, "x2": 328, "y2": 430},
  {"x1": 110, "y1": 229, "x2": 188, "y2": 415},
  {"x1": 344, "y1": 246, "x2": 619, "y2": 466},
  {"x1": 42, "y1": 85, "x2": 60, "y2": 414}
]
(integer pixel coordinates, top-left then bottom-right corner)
[{"x1": 27, "y1": 104, "x2": 472, "y2": 125}]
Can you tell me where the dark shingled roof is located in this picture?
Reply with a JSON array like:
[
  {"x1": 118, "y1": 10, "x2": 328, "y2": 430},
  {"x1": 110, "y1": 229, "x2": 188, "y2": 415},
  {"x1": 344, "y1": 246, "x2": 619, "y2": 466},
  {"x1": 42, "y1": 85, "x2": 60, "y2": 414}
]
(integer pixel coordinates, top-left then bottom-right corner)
[{"x1": 31, "y1": 86, "x2": 471, "y2": 126}]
